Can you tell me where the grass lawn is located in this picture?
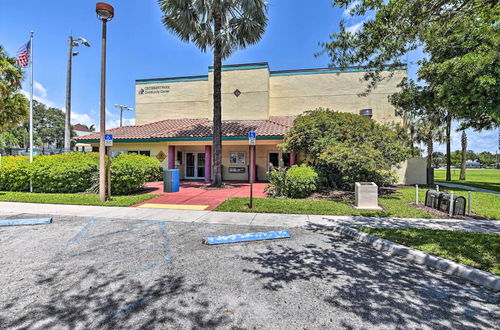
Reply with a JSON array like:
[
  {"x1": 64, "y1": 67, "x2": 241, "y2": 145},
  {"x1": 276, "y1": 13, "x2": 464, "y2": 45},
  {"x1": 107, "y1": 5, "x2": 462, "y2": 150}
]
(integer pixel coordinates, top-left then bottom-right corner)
[
  {"x1": 356, "y1": 227, "x2": 500, "y2": 275},
  {"x1": 440, "y1": 188, "x2": 500, "y2": 220},
  {"x1": 0, "y1": 191, "x2": 160, "y2": 207},
  {"x1": 215, "y1": 188, "x2": 434, "y2": 218},
  {"x1": 435, "y1": 168, "x2": 500, "y2": 192}
]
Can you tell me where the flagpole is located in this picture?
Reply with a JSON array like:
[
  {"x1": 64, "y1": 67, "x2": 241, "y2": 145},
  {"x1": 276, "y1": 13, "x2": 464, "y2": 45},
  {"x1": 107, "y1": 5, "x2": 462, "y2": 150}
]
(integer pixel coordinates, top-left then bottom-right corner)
[{"x1": 29, "y1": 31, "x2": 34, "y2": 192}]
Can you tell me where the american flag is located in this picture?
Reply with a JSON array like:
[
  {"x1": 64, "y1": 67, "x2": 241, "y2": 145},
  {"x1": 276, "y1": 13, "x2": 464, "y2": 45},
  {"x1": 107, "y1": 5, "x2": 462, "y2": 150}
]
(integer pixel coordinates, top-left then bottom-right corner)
[{"x1": 16, "y1": 40, "x2": 31, "y2": 67}]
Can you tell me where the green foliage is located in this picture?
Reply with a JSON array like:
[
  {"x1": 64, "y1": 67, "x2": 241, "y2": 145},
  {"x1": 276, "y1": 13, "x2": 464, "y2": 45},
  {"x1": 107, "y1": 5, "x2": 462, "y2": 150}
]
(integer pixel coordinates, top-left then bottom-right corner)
[
  {"x1": 0, "y1": 155, "x2": 31, "y2": 191},
  {"x1": 110, "y1": 153, "x2": 162, "y2": 195},
  {"x1": 0, "y1": 153, "x2": 162, "y2": 194},
  {"x1": 478, "y1": 151, "x2": 496, "y2": 166},
  {"x1": 322, "y1": 0, "x2": 500, "y2": 129},
  {"x1": 31, "y1": 153, "x2": 98, "y2": 193},
  {"x1": 282, "y1": 109, "x2": 409, "y2": 190},
  {"x1": 266, "y1": 164, "x2": 318, "y2": 198},
  {"x1": 0, "y1": 45, "x2": 29, "y2": 129}
]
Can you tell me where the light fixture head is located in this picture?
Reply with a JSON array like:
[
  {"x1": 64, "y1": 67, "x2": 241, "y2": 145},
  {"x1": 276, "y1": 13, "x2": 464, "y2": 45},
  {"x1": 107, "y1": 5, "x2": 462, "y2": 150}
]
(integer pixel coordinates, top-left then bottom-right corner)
[
  {"x1": 72, "y1": 51, "x2": 80, "y2": 56},
  {"x1": 114, "y1": 104, "x2": 118, "y2": 107},
  {"x1": 78, "y1": 37, "x2": 91, "y2": 47},
  {"x1": 96, "y1": 2, "x2": 114, "y2": 21}
]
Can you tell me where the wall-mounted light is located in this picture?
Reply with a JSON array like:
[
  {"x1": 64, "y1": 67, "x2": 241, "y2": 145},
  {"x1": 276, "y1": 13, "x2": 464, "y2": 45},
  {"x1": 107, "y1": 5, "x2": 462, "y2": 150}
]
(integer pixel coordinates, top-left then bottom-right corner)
[{"x1": 360, "y1": 108, "x2": 373, "y2": 119}]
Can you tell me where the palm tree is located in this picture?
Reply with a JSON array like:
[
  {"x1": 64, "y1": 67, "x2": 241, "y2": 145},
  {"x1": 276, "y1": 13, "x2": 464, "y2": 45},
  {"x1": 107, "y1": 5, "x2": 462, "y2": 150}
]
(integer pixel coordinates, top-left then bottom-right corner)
[
  {"x1": 414, "y1": 118, "x2": 445, "y2": 185},
  {"x1": 158, "y1": 0, "x2": 268, "y2": 186},
  {"x1": 459, "y1": 130, "x2": 467, "y2": 180}
]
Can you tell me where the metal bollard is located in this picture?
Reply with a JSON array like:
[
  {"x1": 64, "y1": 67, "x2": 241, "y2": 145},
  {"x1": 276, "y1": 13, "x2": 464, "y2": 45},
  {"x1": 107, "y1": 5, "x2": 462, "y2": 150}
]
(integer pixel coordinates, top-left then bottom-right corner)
[
  {"x1": 449, "y1": 192, "x2": 454, "y2": 217},
  {"x1": 468, "y1": 191, "x2": 472, "y2": 216},
  {"x1": 415, "y1": 184, "x2": 419, "y2": 204},
  {"x1": 436, "y1": 184, "x2": 439, "y2": 191}
]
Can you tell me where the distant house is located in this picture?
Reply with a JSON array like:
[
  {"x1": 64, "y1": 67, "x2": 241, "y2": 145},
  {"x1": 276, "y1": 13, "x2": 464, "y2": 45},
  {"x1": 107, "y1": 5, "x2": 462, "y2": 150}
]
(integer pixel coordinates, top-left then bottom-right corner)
[{"x1": 73, "y1": 123, "x2": 93, "y2": 152}]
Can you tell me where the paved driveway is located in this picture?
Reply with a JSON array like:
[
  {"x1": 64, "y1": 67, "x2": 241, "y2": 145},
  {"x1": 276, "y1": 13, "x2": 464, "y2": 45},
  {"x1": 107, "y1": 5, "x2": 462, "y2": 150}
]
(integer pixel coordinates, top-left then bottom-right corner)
[{"x1": 0, "y1": 214, "x2": 498, "y2": 329}]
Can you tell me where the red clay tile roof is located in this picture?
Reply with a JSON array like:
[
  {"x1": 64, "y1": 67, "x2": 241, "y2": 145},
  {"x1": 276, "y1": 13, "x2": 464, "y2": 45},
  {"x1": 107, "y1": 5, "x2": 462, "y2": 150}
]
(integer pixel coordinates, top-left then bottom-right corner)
[
  {"x1": 75, "y1": 116, "x2": 296, "y2": 141},
  {"x1": 73, "y1": 123, "x2": 91, "y2": 132}
]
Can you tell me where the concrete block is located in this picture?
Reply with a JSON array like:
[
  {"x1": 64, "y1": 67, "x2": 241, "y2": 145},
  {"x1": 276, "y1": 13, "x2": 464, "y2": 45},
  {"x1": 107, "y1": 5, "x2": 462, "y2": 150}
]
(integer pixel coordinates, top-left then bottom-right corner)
[{"x1": 354, "y1": 182, "x2": 382, "y2": 210}]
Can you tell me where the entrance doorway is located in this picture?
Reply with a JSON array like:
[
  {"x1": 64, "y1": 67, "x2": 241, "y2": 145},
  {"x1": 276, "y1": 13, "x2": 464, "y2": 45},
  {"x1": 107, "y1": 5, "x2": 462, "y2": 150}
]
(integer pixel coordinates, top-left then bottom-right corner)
[{"x1": 185, "y1": 152, "x2": 205, "y2": 179}]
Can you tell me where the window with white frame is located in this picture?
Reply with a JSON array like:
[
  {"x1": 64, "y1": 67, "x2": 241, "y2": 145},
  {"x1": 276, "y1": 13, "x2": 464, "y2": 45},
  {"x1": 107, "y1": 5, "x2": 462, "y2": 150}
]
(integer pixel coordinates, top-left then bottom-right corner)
[{"x1": 229, "y1": 151, "x2": 246, "y2": 165}]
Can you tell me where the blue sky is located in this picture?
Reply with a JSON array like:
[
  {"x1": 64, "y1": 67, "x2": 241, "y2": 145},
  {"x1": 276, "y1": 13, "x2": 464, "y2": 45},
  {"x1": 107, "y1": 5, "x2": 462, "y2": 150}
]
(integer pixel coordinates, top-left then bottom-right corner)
[{"x1": 1, "y1": 0, "x2": 497, "y2": 153}]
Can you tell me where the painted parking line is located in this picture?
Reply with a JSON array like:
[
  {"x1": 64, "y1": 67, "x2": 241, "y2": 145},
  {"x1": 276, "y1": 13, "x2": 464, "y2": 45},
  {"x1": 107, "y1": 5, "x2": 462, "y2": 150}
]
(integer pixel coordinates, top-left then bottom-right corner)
[
  {"x1": 0, "y1": 218, "x2": 52, "y2": 226},
  {"x1": 137, "y1": 203, "x2": 209, "y2": 210},
  {"x1": 203, "y1": 230, "x2": 291, "y2": 245}
]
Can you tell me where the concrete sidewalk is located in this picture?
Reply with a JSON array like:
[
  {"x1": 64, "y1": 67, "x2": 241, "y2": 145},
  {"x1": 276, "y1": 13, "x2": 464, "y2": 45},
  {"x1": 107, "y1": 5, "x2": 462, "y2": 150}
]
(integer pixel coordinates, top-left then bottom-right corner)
[
  {"x1": 436, "y1": 182, "x2": 500, "y2": 195},
  {"x1": 1, "y1": 201, "x2": 499, "y2": 233}
]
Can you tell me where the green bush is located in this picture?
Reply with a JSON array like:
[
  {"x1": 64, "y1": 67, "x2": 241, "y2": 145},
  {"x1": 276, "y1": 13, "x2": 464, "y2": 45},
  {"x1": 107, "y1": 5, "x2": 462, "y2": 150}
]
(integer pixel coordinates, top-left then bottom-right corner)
[
  {"x1": 265, "y1": 164, "x2": 318, "y2": 198},
  {"x1": 282, "y1": 109, "x2": 409, "y2": 190},
  {"x1": 0, "y1": 155, "x2": 31, "y2": 191},
  {"x1": 110, "y1": 153, "x2": 162, "y2": 195},
  {"x1": 0, "y1": 153, "x2": 162, "y2": 195},
  {"x1": 31, "y1": 153, "x2": 98, "y2": 193}
]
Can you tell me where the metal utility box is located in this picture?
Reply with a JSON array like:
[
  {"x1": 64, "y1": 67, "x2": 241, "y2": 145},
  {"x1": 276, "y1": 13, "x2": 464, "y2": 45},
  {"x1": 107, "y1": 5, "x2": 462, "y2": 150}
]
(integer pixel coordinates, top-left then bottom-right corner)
[{"x1": 163, "y1": 169, "x2": 179, "y2": 193}]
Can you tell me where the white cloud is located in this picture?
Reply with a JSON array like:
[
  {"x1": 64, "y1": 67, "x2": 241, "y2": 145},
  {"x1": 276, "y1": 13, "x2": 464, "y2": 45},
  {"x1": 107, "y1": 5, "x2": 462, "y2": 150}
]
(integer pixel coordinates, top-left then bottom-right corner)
[
  {"x1": 71, "y1": 112, "x2": 95, "y2": 127},
  {"x1": 33, "y1": 81, "x2": 47, "y2": 98},
  {"x1": 346, "y1": 21, "x2": 364, "y2": 33},
  {"x1": 433, "y1": 122, "x2": 499, "y2": 154}
]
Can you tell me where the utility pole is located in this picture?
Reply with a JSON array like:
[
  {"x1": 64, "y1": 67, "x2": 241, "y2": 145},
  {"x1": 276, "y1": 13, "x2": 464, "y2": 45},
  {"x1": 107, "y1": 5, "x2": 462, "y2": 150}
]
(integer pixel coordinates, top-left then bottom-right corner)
[
  {"x1": 64, "y1": 36, "x2": 90, "y2": 152},
  {"x1": 96, "y1": 2, "x2": 114, "y2": 202},
  {"x1": 114, "y1": 104, "x2": 134, "y2": 127}
]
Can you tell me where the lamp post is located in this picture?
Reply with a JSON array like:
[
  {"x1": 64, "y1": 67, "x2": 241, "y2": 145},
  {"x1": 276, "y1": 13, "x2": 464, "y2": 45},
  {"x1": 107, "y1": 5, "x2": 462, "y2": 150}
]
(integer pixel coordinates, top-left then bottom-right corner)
[
  {"x1": 64, "y1": 36, "x2": 90, "y2": 153},
  {"x1": 114, "y1": 104, "x2": 134, "y2": 127},
  {"x1": 96, "y1": 2, "x2": 114, "y2": 202}
]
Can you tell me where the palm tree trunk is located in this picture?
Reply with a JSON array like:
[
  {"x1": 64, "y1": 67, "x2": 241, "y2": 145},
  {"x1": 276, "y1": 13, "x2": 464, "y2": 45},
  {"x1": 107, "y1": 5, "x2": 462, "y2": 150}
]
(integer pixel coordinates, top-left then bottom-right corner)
[
  {"x1": 445, "y1": 111, "x2": 452, "y2": 181},
  {"x1": 459, "y1": 130, "x2": 467, "y2": 180},
  {"x1": 426, "y1": 135, "x2": 433, "y2": 186},
  {"x1": 212, "y1": 11, "x2": 223, "y2": 187}
]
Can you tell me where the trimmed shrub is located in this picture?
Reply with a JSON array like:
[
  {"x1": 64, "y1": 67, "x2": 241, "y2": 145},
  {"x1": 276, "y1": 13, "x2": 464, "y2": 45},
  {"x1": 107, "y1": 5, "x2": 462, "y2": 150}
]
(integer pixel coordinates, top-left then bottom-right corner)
[
  {"x1": 265, "y1": 164, "x2": 318, "y2": 198},
  {"x1": 285, "y1": 164, "x2": 319, "y2": 198},
  {"x1": 0, "y1": 155, "x2": 31, "y2": 191},
  {"x1": 110, "y1": 153, "x2": 162, "y2": 195},
  {"x1": 30, "y1": 153, "x2": 98, "y2": 193}
]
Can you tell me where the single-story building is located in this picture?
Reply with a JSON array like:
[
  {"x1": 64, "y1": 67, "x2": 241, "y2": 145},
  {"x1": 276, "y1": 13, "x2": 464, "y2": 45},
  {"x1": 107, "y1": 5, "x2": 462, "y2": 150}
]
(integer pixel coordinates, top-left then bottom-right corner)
[{"x1": 76, "y1": 62, "x2": 425, "y2": 184}]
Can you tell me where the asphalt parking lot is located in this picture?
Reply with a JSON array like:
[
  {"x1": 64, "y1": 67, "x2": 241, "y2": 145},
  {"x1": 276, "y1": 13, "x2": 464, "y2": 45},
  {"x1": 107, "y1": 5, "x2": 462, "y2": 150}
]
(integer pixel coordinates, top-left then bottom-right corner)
[{"x1": 0, "y1": 214, "x2": 498, "y2": 329}]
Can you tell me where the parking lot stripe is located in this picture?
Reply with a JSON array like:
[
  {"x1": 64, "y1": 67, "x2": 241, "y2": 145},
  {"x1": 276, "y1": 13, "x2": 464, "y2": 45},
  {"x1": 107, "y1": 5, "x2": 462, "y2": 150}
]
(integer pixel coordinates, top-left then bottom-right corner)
[
  {"x1": 0, "y1": 218, "x2": 52, "y2": 226},
  {"x1": 203, "y1": 230, "x2": 291, "y2": 245}
]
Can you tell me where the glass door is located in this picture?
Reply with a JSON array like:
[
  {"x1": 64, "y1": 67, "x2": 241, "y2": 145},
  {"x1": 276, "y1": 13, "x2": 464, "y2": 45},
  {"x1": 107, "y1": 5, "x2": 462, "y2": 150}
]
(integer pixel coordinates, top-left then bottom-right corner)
[
  {"x1": 197, "y1": 152, "x2": 205, "y2": 178},
  {"x1": 185, "y1": 152, "x2": 205, "y2": 179},
  {"x1": 186, "y1": 153, "x2": 196, "y2": 178}
]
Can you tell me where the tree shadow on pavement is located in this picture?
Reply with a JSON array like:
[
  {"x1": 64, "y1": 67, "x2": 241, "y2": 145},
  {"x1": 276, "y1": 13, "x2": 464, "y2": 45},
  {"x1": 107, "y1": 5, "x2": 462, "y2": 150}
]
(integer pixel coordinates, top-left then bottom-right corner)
[
  {"x1": 1, "y1": 264, "x2": 234, "y2": 329},
  {"x1": 241, "y1": 223, "x2": 499, "y2": 329}
]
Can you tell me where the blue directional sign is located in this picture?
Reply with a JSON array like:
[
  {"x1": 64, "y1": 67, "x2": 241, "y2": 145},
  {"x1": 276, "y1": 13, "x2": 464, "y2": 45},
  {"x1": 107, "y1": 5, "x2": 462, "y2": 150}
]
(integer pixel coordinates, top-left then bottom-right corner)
[{"x1": 104, "y1": 134, "x2": 113, "y2": 146}]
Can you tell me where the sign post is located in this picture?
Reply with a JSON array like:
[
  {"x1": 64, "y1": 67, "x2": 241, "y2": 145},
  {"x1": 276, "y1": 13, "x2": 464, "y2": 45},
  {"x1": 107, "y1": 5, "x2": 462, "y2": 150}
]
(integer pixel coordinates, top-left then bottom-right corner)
[
  {"x1": 104, "y1": 134, "x2": 113, "y2": 199},
  {"x1": 248, "y1": 132, "x2": 256, "y2": 209}
]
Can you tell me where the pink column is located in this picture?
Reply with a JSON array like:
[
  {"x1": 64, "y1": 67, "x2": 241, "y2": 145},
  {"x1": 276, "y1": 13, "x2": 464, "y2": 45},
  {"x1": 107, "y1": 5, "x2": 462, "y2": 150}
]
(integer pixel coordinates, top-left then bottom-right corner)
[
  {"x1": 290, "y1": 153, "x2": 296, "y2": 166},
  {"x1": 168, "y1": 145, "x2": 175, "y2": 169},
  {"x1": 204, "y1": 145, "x2": 212, "y2": 183}
]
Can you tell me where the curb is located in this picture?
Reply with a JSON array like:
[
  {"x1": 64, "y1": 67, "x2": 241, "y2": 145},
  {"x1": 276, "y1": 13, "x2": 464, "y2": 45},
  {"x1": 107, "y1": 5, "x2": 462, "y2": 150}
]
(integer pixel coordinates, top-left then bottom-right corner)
[{"x1": 329, "y1": 225, "x2": 500, "y2": 292}]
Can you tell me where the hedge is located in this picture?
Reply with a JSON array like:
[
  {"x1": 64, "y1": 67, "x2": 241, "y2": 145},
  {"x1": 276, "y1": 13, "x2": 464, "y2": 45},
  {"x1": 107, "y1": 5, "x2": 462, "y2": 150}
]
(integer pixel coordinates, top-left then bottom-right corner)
[
  {"x1": 266, "y1": 164, "x2": 319, "y2": 198},
  {"x1": 0, "y1": 153, "x2": 162, "y2": 194}
]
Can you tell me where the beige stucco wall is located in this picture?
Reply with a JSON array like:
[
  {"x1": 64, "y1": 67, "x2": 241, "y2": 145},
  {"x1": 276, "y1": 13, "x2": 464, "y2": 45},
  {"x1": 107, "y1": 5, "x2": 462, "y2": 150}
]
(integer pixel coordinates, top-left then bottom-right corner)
[
  {"x1": 135, "y1": 80, "x2": 208, "y2": 125},
  {"x1": 395, "y1": 158, "x2": 427, "y2": 185},
  {"x1": 269, "y1": 70, "x2": 405, "y2": 124},
  {"x1": 208, "y1": 68, "x2": 269, "y2": 120},
  {"x1": 135, "y1": 65, "x2": 405, "y2": 125}
]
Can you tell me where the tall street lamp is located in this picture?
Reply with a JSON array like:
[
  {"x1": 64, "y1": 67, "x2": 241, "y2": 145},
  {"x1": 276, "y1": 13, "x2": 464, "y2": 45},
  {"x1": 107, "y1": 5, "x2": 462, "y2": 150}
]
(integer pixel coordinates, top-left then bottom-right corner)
[
  {"x1": 114, "y1": 104, "x2": 134, "y2": 127},
  {"x1": 64, "y1": 36, "x2": 90, "y2": 152},
  {"x1": 96, "y1": 1, "x2": 114, "y2": 202}
]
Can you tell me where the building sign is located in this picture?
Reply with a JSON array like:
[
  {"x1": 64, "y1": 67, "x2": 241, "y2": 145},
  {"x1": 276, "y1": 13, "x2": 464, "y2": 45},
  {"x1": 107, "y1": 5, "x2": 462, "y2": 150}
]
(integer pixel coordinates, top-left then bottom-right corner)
[
  {"x1": 156, "y1": 150, "x2": 167, "y2": 162},
  {"x1": 228, "y1": 167, "x2": 246, "y2": 173},
  {"x1": 104, "y1": 134, "x2": 113, "y2": 147},
  {"x1": 138, "y1": 85, "x2": 170, "y2": 95}
]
